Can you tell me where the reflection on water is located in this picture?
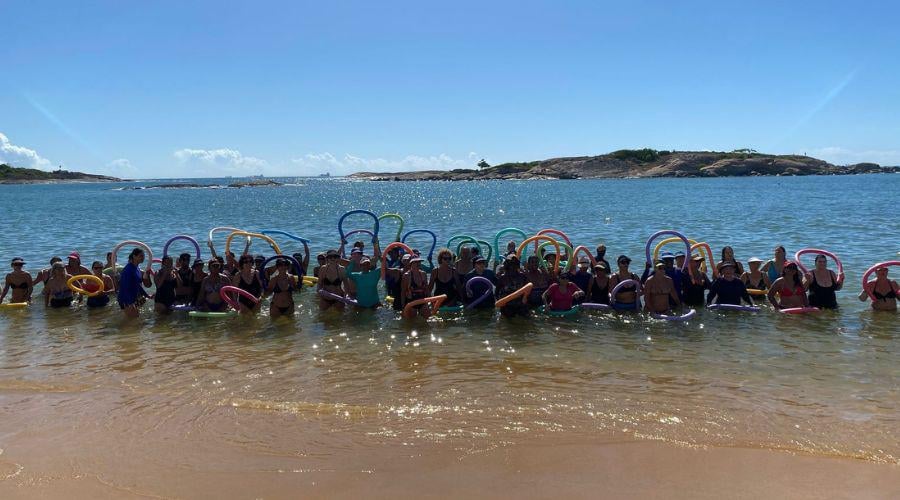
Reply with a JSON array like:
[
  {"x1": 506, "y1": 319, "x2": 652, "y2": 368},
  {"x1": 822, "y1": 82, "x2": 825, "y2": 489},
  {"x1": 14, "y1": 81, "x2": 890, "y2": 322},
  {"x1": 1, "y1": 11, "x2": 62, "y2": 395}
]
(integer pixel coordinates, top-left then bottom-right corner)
[{"x1": 0, "y1": 176, "x2": 898, "y2": 491}]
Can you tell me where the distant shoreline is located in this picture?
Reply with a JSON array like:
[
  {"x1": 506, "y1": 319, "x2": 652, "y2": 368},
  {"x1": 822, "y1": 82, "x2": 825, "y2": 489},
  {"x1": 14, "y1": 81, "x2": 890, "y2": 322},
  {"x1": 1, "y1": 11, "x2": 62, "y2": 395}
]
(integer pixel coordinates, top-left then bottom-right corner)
[{"x1": 348, "y1": 149, "x2": 900, "y2": 181}]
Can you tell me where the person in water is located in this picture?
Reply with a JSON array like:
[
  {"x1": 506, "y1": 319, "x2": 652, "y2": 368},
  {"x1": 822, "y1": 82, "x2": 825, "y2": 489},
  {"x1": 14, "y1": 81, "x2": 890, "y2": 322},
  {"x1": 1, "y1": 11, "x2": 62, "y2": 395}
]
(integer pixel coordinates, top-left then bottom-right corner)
[
  {"x1": 43, "y1": 262, "x2": 74, "y2": 308},
  {"x1": 196, "y1": 259, "x2": 229, "y2": 312},
  {"x1": 741, "y1": 257, "x2": 769, "y2": 291},
  {"x1": 464, "y1": 256, "x2": 497, "y2": 309},
  {"x1": 567, "y1": 257, "x2": 592, "y2": 304},
  {"x1": 594, "y1": 244, "x2": 611, "y2": 272},
  {"x1": 85, "y1": 260, "x2": 115, "y2": 308},
  {"x1": 456, "y1": 246, "x2": 475, "y2": 281},
  {"x1": 716, "y1": 246, "x2": 744, "y2": 276},
  {"x1": 349, "y1": 256, "x2": 381, "y2": 309},
  {"x1": 767, "y1": 261, "x2": 809, "y2": 310},
  {"x1": 542, "y1": 272, "x2": 584, "y2": 312},
  {"x1": 401, "y1": 257, "x2": 432, "y2": 317},
  {"x1": 1, "y1": 257, "x2": 33, "y2": 304},
  {"x1": 118, "y1": 248, "x2": 152, "y2": 317},
  {"x1": 34, "y1": 256, "x2": 62, "y2": 286},
  {"x1": 65, "y1": 251, "x2": 91, "y2": 304},
  {"x1": 267, "y1": 258, "x2": 297, "y2": 319},
  {"x1": 608, "y1": 255, "x2": 640, "y2": 311},
  {"x1": 707, "y1": 261, "x2": 754, "y2": 306},
  {"x1": 317, "y1": 249, "x2": 350, "y2": 312},
  {"x1": 643, "y1": 261, "x2": 680, "y2": 314},
  {"x1": 497, "y1": 255, "x2": 530, "y2": 318},
  {"x1": 153, "y1": 256, "x2": 180, "y2": 314},
  {"x1": 312, "y1": 252, "x2": 326, "y2": 279},
  {"x1": 189, "y1": 259, "x2": 207, "y2": 306},
  {"x1": 524, "y1": 255, "x2": 551, "y2": 307},
  {"x1": 804, "y1": 254, "x2": 843, "y2": 310},
  {"x1": 682, "y1": 255, "x2": 710, "y2": 307},
  {"x1": 588, "y1": 262, "x2": 611, "y2": 305},
  {"x1": 761, "y1": 246, "x2": 787, "y2": 285},
  {"x1": 232, "y1": 254, "x2": 263, "y2": 314},
  {"x1": 173, "y1": 253, "x2": 194, "y2": 305},
  {"x1": 429, "y1": 248, "x2": 462, "y2": 307},
  {"x1": 859, "y1": 265, "x2": 898, "y2": 311}
]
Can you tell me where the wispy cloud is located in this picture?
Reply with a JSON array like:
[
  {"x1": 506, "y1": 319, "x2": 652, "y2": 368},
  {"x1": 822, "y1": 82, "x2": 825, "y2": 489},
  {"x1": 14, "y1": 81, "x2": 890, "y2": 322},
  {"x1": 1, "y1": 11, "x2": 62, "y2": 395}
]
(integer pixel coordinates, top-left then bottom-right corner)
[
  {"x1": 173, "y1": 148, "x2": 269, "y2": 176},
  {"x1": 809, "y1": 147, "x2": 900, "y2": 166},
  {"x1": 290, "y1": 152, "x2": 479, "y2": 175},
  {"x1": 99, "y1": 158, "x2": 139, "y2": 177},
  {"x1": 0, "y1": 132, "x2": 52, "y2": 169}
]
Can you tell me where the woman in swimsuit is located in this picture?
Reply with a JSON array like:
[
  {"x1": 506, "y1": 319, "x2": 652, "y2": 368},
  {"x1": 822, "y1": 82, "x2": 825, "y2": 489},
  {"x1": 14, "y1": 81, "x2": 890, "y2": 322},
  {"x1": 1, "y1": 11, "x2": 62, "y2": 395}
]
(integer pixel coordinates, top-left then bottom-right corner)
[
  {"x1": 232, "y1": 254, "x2": 263, "y2": 314},
  {"x1": 34, "y1": 256, "x2": 62, "y2": 286},
  {"x1": 741, "y1": 257, "x2": 770, "y2": 292},
  {"x1": 456, "y1": 246, "x2": 474, "y2": 281},
  {"x1": 43, "y1": 262, "x2": 73, "y2": 308},
  {"x1": 196, "y1": 259, "x2": 229, "y2": 312},
  {"x1": 589, "y1": 262, "x2": 611, "y2": 304},
  {"x1": 497, "y1": 255, "x2": 530, "y2": 318},
  {"x1": 761, "y1": 246, "x2": 787, "y2": 285},
  {"x1": 682, "y1": 255, "x2": 709, "y2": 307},
  {"x1": 542, "y1": 272, "x2": 584, "y2": 312},
  {"x1": 154, "y1": 256, "x2": 181, "y2": 314},
  {"x1": 716, "y1": 246, "x2": 745, "y2": 276},
  {"x1": 189, "y1": 259, "x2": 207, "y2": 306},
  {"x1": 567, "y1": 257, "x2": 592, "y2": 304},
  {"x1": 608, "y1": 255, "x2": 640, "y2": 310},
  {"x1": 1, "y1": 257, "x2": 33, "y2": 304},
  {"x1": 429, "y1": 248, "x2": 462, "y2": 306},
  {"x1": 267, "y1": 258, "x2": 297, "y2": 319},
  {"x1": 174, "y1": 253, "x2": 195, "y2": 305},
  {"x1": 317, "y1": 249, "x2": 350, "y2": 312},
  {"x1": 859, "y1": 266, "x2": 898, "y2": 311},
  {"x1": 402, "y1": 257, "x2": 431, "y2": 318},
  {"x1": 767, "y1": 261, "x2": 809, "y2": 309},
  {"x1": 85, "y1": 261, "x2": 116, "y2": 308},
  {"x1": 524, "y1": 255, "x2": 551, "y2": 307},
  {"x1": 804, "y1": 254, "x2": 843, "y2": 309}
]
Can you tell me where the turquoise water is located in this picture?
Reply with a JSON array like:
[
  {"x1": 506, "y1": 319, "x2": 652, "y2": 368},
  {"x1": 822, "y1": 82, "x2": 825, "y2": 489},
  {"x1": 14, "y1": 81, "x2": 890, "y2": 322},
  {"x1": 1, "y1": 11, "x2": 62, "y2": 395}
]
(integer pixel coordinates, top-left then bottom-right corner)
[{"x1": 0, "y1": 175, "x2": 898, "y2": 489}]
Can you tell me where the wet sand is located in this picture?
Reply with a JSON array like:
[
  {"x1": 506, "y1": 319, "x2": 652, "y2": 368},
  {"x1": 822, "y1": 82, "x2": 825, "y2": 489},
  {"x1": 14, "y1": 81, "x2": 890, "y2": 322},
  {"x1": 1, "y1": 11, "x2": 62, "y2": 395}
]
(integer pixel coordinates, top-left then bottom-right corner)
[{"x1": 2, "y1": 436, "x2": 898, "y2": 499}]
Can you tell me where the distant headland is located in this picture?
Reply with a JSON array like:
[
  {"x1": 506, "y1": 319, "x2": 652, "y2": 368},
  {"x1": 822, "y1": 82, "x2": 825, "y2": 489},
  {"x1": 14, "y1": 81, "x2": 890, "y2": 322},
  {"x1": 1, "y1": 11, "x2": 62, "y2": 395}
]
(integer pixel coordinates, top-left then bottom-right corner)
[
  {"x1": 0, "y1": 164, "x2": 122, "y2": 184},
  {"x1": 349, "y1": 149, "x2": 900, "y2": 181}
]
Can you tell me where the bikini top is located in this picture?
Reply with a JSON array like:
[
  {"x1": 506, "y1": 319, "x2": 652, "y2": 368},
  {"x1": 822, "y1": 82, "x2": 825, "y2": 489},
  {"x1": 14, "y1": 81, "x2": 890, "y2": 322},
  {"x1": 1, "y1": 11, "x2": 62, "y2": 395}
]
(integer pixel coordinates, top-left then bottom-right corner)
[
  {"x1": 780, "y1": 283, "x2": 804, "y2": 297},
  {"x1": 10, "y1": 281, "x2": 29, "y2": 289},
  {"x1": 273, "y1": 277, "x2": 295, "y2": 294},
  {"x1": 873, "y1": 284, "x2": 898, "y2": 301}
]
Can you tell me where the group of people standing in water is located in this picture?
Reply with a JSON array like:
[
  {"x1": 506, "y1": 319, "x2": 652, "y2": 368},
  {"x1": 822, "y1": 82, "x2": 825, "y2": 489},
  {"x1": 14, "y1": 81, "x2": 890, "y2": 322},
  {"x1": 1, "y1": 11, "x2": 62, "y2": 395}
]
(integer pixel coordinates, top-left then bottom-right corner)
[{"x1": 1, "y1": 230, "x2": 898, "y2": 319}]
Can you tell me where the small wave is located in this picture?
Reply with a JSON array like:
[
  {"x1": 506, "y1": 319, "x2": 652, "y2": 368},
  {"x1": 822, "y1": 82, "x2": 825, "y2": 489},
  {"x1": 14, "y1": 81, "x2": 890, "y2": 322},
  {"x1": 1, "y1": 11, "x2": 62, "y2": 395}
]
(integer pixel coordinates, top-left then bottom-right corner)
[
  {"x1": 224, "y1": 398, "x2": 379, "y2": 416},
  {"x1": 0, "y1": 378, "x2": 92, "y2": 393}
]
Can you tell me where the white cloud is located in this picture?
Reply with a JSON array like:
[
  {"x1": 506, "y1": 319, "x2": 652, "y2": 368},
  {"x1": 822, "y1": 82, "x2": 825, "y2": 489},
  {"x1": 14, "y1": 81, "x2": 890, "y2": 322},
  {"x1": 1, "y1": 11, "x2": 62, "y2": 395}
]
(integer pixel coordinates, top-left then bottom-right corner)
[
  {"x1": 174, "y1": 148, "x2": 269, "y2": 176},
  {"x1": 99, "y1": 158, "x2": 139, "y2": 178},
  {"x1": 290, "y1": 152, "x2": 479, "y2": 176},
  {"x1": 809, "y1": 147, "x2": 900, "y2": 166},
  {"x1": 0, "y1": 132, "x2": 52, "y2": 169}
]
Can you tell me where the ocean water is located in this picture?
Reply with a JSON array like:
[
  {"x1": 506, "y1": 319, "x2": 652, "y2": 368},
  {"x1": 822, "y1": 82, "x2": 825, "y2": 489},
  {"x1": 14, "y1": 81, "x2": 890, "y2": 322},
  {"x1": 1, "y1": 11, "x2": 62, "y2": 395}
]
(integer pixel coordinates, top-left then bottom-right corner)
[{"x1": 0, "y1": 175, "x2": 898, "y2": 490}]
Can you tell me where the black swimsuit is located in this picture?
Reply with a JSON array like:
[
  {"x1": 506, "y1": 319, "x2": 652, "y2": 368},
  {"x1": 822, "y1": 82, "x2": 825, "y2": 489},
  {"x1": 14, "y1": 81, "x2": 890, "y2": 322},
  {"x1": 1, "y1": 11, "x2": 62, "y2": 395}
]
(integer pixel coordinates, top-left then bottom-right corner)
[
  {"x1": 808, "y1": 271, "x2": 838, "y2": 309},
  {"x1": 237, "y1": 273, "x2": 262, "y2": 308},
  {"x1": 433, "y1": 269, "x2": 459, "y2": 304},
  {"x1": 155, "y1": 272, "x2": 178, "y2": 307}
]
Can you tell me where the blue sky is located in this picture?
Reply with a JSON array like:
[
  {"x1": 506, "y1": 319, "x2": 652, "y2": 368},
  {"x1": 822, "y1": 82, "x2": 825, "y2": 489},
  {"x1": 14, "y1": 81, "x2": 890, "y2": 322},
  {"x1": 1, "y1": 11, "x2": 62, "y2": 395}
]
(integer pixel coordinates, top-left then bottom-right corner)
[{"x1": 2, "y1": 0, "x2": 899, "y2": 178}]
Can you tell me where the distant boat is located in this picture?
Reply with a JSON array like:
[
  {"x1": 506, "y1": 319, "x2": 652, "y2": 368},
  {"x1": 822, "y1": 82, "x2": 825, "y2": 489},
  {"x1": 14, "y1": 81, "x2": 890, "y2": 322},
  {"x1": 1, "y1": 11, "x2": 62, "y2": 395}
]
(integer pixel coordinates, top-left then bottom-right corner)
[{"x1": 319, "y1": 172, "x2": 331, "y2": 177}]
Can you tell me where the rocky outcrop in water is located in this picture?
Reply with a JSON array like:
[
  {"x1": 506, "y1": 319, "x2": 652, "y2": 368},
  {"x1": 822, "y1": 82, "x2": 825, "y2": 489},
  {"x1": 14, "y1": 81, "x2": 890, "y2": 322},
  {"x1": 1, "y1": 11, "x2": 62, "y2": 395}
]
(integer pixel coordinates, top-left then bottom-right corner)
[{"x1": 348, "y1": 150, "x2": 899, "y2": 181}]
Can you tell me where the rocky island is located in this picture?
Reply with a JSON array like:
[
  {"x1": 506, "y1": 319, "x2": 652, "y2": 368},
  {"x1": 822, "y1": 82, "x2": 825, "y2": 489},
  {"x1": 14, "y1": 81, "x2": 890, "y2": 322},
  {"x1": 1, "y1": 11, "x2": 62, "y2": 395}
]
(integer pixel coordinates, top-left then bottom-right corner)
[
  {"x1": 0, "y1": 163, "x2": 122, "y2": 184},
  {"x1": 349, "y1": 149, "x2": 899, "y2": 181}
]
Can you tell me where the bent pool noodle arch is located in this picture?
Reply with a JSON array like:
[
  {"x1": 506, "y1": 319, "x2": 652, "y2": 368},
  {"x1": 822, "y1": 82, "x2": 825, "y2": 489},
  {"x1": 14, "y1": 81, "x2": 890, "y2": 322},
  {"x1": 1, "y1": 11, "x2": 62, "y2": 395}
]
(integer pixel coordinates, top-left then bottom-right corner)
[
  {"x1": 516, "y1": 235, "x2": 562, "y2": 275},
  {"x1": 447, "y1": 235, "x2": 480, "y2": 253},
  {"x1": 110, "y1": 240, "x2": 155, "y2": 274},
  {"x1": 569, "y1": 246, "x2": 597, "y2": 269},
  {"x1": 651, "y1": 308, "x2": 697, "y2": 321},
  {"x1": 220, "y1": 285, "x2": 259, "y2": 310},
  {"x1": 690, "y1": 242, "x2": 715, "y2": 275},
  {"x1": 653, "y1": 237, "x2": 698, "y2": 262},
  {"x1": 225, "y1": 231, "x2": 282, "y2": 258},
  {"x1": 465, "y1": 276, "x2": 495, "y2": 310},
  {"x1": 378, "y1": 213, "x2": 404, "y2": 242},
  {"x1": 403, "y1": 294, "x2": 447, "y2": 317},
  {"x1": 342, "y1": 229, "x2": 376, "y2": 257},
  {"x1": 339, "y1": 210, "x2": 379, "y2": 243},
  {"x1": 259, "y1": 254, "x2": 303, "y2": 290},
  {"x1": 476, "y1": 239, "x2": 493, "y2": 263},
  {"x1": 317, "y1": 288, "x2": 358, "y2": 307},
  {"x1": 535, "y1": 229, "x2": 573, "y2": 252},
  {"x1": 708, "y1": 303, "x2": 760, "y2": 312},
  {"x1": 67, "y1": 274, "x2": 104, "y2": 297},
  {"x1": 645, "y1": 230, "x2": 690, "y2": 272},
  {"x1": 495, "y1": 282, "x2": 533, "y2": 308},
  {"x1": 260, "y1": 230, "x2": 311, "y2": 244},
  {"x1": 861, "y1": 261, "x2": 900, "y2": 301},
  {"x1": 402, "y1": 229, "x2": 438, "y2": 264},
  {"x1": 163, "y1": 235, "x2": 202, "y2": 260},
  {"x1": 493, "y1": 227, "x2": 528, "y2": 263},
  {"x1": 453, "y1": 237, "x2": 489, "y2": 259},
  {"x1": 794, "y1": 248, "x2": 844, "y2": 278},
  {"x1": 538, "y1": 240, "x2": 573, "y2": 268},
  {"x1": 609, "y1": 278, "x2": 642, "y2": 308},
  {"x1": 380, "y1": 242, "x2": 415, "y2": 279},
  {"x1": 208, "y1": 226, "x2": 248, "y2": 254}
]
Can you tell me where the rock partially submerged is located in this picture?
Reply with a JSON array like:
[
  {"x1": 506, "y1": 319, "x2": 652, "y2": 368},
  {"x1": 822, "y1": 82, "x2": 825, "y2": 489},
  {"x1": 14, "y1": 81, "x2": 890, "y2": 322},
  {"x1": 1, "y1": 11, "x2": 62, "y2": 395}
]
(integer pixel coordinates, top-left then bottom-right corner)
[
  {"x1": 349, "y1": 150, "x2": 900, "y2": 181},
  {"x1": 120, "y1": 179, "x2": 283, "y2": 190}
]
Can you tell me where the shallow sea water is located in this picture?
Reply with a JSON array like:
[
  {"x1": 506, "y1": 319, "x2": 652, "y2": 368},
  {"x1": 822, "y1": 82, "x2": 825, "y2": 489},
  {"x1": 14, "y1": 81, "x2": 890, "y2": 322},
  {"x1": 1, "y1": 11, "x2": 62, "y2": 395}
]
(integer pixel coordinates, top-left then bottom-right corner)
[{"x1": 0, "y1": 175, "x2": 898, "y2": 493}]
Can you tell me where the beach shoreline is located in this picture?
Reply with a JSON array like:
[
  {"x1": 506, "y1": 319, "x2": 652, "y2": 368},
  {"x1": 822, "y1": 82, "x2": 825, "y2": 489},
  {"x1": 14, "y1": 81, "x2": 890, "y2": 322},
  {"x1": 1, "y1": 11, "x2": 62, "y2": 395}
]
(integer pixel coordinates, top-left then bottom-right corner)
[{"x1": 1, "y1": 436, "x2": 897, "y2": 499}]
